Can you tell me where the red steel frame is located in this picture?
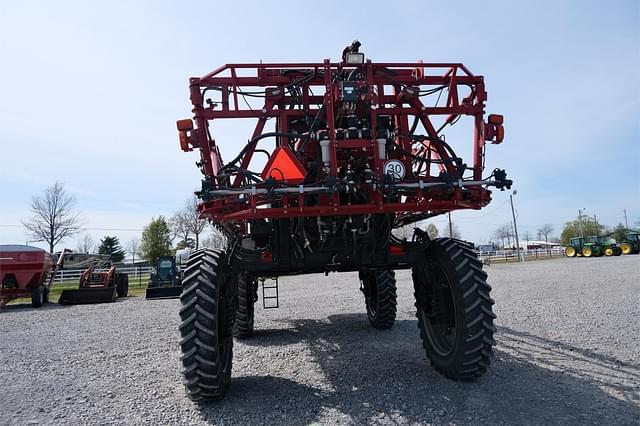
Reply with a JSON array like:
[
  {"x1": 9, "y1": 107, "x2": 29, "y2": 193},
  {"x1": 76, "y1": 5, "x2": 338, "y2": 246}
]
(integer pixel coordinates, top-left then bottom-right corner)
[{"x1": 178, "y1": 57, "x2": 504, "y2": 226}]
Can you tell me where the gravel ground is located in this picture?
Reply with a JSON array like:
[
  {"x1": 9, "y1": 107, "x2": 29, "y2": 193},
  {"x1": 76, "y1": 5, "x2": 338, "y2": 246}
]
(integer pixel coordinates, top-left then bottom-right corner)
[{"x1": 1, "y1": 255, "x2": 639, "y2": 425}]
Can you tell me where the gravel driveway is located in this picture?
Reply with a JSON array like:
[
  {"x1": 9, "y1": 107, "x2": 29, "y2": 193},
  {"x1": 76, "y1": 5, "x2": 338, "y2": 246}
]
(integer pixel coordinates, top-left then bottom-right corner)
[{"x1": 1, "y1": 256, "x2": 639, "y2": 425}]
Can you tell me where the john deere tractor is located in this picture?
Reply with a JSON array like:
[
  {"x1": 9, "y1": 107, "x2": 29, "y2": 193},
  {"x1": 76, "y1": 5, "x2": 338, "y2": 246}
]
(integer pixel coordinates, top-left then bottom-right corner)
[
  {"x1": 565, "y1": 236, "x2": 620, "y2": 257},
  {"x1": 619, "y1": 231, "x2": 640, "y2": 255}
]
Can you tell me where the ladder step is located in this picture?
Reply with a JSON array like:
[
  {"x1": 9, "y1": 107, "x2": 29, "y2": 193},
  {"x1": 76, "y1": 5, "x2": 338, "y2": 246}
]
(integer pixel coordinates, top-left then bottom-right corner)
[{"x1": 261, "y1": 277, "x2": 279, "y2": 309}]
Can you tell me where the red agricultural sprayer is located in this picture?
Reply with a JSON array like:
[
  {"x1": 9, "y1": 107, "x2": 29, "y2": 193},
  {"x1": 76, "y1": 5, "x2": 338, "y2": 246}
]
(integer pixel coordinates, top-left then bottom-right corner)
[{"x1": 175, "y1": 42, "x2": 511, "y2": 400}]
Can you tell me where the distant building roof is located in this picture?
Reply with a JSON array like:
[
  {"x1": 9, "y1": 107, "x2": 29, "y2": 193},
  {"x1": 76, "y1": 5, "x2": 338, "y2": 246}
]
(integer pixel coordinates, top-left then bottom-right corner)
[{"x1": 0, "y1": 245, "x2": 45, "y2": 252}]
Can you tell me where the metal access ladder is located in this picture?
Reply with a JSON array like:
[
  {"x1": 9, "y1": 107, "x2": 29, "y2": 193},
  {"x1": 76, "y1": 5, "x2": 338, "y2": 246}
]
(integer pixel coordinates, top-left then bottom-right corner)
[{"x1": 261, "y1": 277, "x2": 279, "y2": 309}]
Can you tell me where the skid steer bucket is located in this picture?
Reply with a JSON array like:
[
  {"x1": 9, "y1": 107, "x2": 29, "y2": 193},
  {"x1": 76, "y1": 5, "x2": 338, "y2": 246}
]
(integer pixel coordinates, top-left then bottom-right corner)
[
  {"x1": 58, "y1": 287, "x2": 117, "y2": 305},
  {"x1": 145, "y1": 286, "x2": 182, "y2": 300}
]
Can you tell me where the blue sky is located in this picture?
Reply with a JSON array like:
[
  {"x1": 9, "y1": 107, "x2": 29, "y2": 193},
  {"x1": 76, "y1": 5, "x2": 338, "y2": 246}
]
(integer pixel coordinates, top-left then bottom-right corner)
[{"x1": 1, "y1": 0, "x2": 638, "y2": 250}]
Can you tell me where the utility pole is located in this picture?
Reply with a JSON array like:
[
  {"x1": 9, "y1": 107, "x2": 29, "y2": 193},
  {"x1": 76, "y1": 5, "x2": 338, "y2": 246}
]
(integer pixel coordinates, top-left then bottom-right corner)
[
  {"x1": 578, "y1": 208, "x2": 585, "y2": 238},
  {"x1": 448, "y1": 212, "x2": 453, "y2": 238},
  {"x1": 623, "y1": 208, "x2": 628, "y2": 229},
  {"x1": 510, "y1": 190, "x2": 522, "y2": 262}
]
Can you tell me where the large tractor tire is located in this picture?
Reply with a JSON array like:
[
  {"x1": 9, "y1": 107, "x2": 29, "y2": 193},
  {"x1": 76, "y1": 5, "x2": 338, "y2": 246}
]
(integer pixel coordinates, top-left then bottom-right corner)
[
  {"x1": 359, "y1": 270, "x2": 397, "y2": 329},
  {"x1": 582, "y1": 246, "x2": 593, "y2": 257},
  {"x1": 613, "y1": 247, "x2": 622, "y2": 256},
  {"x1": 620, "y1": 242, "x2": 633, "y2": 255},
  {"x1": 116, "y1": 274, "x2": 129, "y2": 298},
  {"x1": 412, "y1": 238, "x2": 495, "y2": 381},
  {"x1": 179, "y1": 249, "x2": 235, "y2": 401},
  {"x1": 565, "y1": 246, "x2": 577, "y2": 257},
  {"x1": 31, "y1": 286, "x2": 44, "y2": 308},
  {"x1": 233, "y1": 273, "x2": 256, "y2": 339}
]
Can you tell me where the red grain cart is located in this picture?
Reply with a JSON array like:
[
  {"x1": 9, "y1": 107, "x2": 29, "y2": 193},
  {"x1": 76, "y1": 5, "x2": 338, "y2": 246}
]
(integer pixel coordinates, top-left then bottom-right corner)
[
  {"x1": 175, "y1": 42, "x2": 512, "y2": 400},
  {"x1": 0, "y1": 245, "x2": 54, "y2": 308}
]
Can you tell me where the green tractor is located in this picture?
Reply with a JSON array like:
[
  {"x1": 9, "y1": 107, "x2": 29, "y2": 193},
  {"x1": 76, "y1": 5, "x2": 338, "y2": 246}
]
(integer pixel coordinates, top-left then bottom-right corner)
[
  {"x1": 145, "y1": 256, "x2": 183, "y2": 299},
  {"x1": 619, "y1": 231, "x2": 640, "y2": 255},
  {"x1": 564, "y1": 236, "x2": 621, "y2": 258}
]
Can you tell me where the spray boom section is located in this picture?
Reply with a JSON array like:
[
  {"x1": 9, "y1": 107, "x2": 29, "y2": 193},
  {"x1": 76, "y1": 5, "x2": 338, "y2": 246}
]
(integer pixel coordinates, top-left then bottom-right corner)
[{"x1": 177, "y1": 42, "x2": 511, "y2": 229}]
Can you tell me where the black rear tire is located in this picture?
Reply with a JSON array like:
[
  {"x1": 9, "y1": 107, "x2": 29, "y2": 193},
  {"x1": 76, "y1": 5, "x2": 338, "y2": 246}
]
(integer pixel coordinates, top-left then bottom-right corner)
[
  {"x1": 116, "y1": 274, "x2": 129, "y2": 298},
  {"x1": 233, "y1": 273, "x2": 256, "y2": 339},
  {"x1": 42, "y1": 287, "x2": 50, "y2": 304},
  {"x1": 31, "y1": 286, "x2": 43, "y2": 308},
  {"x1": 179, "y1": 249, "x2": 235, "y2": 401},
  {"x1": 412, "y1": 238, "x2": 495, "y2": 381},
  {"x1": 359, "y1": 270, "x2": 397, "y2": 329}
]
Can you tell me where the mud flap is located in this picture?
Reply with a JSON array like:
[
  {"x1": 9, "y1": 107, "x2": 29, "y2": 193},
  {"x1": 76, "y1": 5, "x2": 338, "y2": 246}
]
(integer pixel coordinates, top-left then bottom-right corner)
[
  {"x1": 145, "y1": 286, "x2": 182, "y2": 300},
  {"x1": 58, "y1": 287, "x2": 118, "y2": 305}
]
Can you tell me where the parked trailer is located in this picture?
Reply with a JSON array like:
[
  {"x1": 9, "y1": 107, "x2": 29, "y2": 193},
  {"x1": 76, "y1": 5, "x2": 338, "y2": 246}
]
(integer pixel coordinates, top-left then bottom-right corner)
[{"x1": 0, "y1": 245, "x2": 54, "y2": 308}]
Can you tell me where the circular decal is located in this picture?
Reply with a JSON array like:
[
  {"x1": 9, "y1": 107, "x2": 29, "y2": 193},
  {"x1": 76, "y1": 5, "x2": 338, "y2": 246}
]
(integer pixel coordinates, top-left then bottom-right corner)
[{"x1": 384, "y1": 159, "x2": 406, "y2": 181}]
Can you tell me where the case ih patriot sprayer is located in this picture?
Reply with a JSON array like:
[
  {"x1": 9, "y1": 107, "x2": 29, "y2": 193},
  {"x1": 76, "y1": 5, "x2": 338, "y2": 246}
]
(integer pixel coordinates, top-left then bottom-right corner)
[{"x1": 176, "y1": 42, "x2": 511, "y2": 400}]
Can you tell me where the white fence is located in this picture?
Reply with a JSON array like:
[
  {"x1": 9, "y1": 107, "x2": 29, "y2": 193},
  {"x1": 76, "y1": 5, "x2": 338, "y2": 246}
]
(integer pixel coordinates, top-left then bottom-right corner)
[
  {"x1": 47, "y1": 248, "x2": 564, "y2": 281},
  {"x1": 49, "y1": 266, "x2": 153, "y2": 283},
  {"x1": 477, "y1": 247, "x2": 565, "y2": 263}
]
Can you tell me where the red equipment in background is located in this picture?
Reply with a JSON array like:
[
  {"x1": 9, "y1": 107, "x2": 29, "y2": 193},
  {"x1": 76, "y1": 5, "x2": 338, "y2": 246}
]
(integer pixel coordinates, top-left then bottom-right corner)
[{"x1": 0, "y1": 245, "x2": 54, "y2": 308}]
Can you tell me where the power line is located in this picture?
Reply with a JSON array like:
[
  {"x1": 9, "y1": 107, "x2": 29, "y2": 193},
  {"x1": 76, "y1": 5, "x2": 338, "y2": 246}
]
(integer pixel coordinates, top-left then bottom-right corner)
[
  {"x1": 464, "y1": 199, "x2": 510, "y2": 219},
  {"x1": 0, "y1": 224, "x2": 143, "y2": 232}
]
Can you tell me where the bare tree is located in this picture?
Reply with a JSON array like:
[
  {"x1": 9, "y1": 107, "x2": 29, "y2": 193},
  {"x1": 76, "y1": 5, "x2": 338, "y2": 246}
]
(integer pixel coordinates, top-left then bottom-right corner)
[
  {"x1": 170, "y1": 210, "x2": 191, "y2": 247},
  {"x1": 170, "y1": 196, "x2": 207, "y2": 249},
  {"x1": 537, "y1": 224, "x2": 554, "y2": 256},
  {"x1": 493, "y1": 224, "x2": 512, "y2": 249},
  {"x1": 446, "y1": 222, "x2": 461, "y2": 239},
  {"x1": 76, "y1": 234, "x2": 94, "y2": 253},
  {"x1": 202, "y1": 226, "x2": 228, "y2": 249},
  {"x1": 128, "y1": 237, "x2": 140, "y2": 264},
  {"x1": 182, "y1": 196, "x2": 207, "y2": 249},
  {"x1": 22, "y1": 181, "x2": 82, "y2": 253}
]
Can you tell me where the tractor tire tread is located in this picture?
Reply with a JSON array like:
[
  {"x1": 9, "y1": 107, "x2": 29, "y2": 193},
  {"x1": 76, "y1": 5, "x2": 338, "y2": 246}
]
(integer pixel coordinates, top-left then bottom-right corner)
[
  {"x1": 361, "y1": 270, "x2": 397, "y2": 329},
  {"x1": 234, "y1": 274, "x2": 255, "y2": 339},
  {"x1": 179, "y1": 249, "x2": 233, "y2": 401},
  {"x1": 413, "y1": 238, "x2": 495, "y2": 382}
]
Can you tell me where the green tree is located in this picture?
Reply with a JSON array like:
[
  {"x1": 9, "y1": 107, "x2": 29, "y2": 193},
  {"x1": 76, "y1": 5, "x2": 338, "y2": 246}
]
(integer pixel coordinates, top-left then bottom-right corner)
[
  {"x1": 610, "y1": 223, "x2": 630, "y2": 243},
  {"x1": 560, "y1": 216, "x2": 605, "y2": 245},
  {"x1": 140, "y1": 216, "x2": 172, "y2": 264},
  {"x1": 426, "y1": 223, "x2": 439, "y2": 240},
  {"x1": 98, "y1": 235, "x2": 126, "y2": 262}
]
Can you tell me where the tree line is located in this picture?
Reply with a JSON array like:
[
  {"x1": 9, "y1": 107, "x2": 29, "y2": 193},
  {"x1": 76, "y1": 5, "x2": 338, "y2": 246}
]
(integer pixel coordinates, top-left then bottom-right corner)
[
  {"x1": 21, "y1": 182, "x2": 639, "y2": 260},
  {"x1": 21, "y1": 181, "x2": 226, "y2": 264}
]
